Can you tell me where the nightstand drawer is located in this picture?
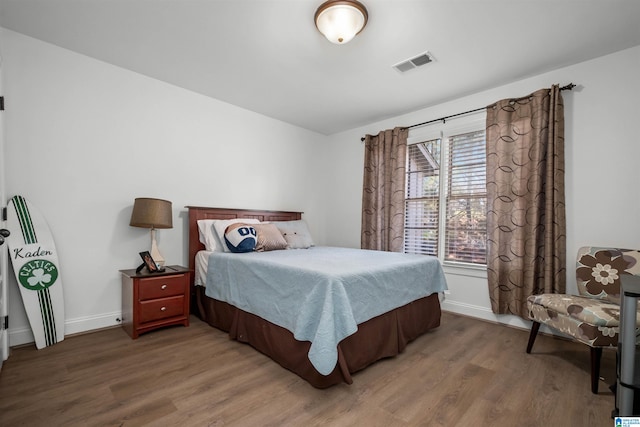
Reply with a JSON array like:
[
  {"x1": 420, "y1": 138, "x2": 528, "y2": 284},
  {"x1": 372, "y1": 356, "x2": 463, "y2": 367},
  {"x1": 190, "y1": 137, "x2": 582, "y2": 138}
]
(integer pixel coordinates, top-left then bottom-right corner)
[
  {"x1": 138, "y1": 274, "x2": 187, "y2": 300},
  {"x1": 139, "y1": 295, "x2": 185, "y2": 323}
]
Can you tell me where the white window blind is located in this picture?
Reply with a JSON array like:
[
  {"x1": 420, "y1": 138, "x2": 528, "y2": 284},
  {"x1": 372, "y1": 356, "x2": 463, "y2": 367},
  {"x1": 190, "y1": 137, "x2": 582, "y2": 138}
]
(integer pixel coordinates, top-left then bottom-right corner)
[
  {"x1": 444, "y1": 130, "x2": 486, "y2": 264},
  {"x1": 405, "y1": 139, "x2": 441, "y2": 257},
  {"x1": 404, "y1": 120, "x2": 487, "y2": 266}
]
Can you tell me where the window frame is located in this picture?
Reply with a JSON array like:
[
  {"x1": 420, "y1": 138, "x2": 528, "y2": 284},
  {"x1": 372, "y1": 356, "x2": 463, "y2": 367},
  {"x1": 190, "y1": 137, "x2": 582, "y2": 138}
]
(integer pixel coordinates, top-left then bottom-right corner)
[{"x1": 405, "y1": 113, "x2": 487, "y2": 275}]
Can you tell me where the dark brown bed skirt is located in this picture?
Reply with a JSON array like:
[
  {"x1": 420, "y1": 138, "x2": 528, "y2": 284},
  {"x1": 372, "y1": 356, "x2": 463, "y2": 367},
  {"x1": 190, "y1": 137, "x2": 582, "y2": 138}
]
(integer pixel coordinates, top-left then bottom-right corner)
[{"x1": 195, "y1": 287, "x2": 442, "y2": 388}]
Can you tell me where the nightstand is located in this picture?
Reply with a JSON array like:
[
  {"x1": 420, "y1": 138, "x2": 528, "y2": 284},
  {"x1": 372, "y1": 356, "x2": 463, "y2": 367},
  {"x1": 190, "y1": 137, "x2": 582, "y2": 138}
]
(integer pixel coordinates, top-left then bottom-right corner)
[{"x1": 120, "y1": 265, "x2": 192, "y2": 339}]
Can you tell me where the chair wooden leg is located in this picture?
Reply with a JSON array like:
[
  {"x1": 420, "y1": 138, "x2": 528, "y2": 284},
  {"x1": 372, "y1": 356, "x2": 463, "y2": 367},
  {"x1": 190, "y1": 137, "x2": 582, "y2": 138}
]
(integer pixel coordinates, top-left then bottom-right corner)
[
  {"x1": 526, "y1": 321, "x2": 541, "y2": 353},
  {"x1": 591, "y1": 347, "x2": 602, "y2": 394}
]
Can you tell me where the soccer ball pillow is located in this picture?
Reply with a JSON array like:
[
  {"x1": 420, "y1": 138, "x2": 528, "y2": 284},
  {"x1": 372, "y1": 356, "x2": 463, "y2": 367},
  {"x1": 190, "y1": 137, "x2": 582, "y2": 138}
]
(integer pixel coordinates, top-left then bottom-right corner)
[{"x1": 224, "y1": 223, "x2": 257, "y2": 253}]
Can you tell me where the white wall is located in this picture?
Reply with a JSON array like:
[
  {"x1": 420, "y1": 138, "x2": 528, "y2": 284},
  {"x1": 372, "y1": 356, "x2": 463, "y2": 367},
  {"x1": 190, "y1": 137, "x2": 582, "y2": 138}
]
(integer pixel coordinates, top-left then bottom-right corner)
[
  {"x1": 321, "y1": 45, "x2": 640, "y2": 330},
  {"x1": 0, "y1": 29, "x2": 326, "y2": 346}
]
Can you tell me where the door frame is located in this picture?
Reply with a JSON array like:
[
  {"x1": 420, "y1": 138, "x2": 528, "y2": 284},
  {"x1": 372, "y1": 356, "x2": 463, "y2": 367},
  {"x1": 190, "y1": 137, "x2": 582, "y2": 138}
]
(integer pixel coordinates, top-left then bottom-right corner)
[{"x1": 0, "y1": 54, "x2": 9, "y2": 368}]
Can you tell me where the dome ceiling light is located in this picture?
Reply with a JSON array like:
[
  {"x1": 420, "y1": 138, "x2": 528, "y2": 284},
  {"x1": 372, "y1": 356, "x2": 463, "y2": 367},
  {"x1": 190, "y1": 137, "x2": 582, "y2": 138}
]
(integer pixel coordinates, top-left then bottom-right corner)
[{"x1": 314, "y1": 0, "x2": 368, "y2": 44}]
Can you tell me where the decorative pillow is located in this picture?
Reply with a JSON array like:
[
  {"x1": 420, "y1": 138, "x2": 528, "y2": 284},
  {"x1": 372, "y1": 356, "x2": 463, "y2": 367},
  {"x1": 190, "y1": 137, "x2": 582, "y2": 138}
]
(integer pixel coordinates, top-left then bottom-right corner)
[
  {"x1": 253, "y1": 223, "x2": 288, "y2": 252},
  {"x1": 209, "y1": 218, "x2": 260, "y2": 252},
  {"x1": 224, "y1": 223, "x2": 257, "y2": 253},
  {"x1": 271, "y1": 220, "x2": 315, "y2": 249}
]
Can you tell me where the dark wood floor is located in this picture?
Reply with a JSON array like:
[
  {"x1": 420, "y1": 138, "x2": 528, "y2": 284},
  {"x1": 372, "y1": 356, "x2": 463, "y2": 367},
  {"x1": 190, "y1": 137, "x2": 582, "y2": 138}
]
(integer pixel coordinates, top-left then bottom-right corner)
[{"x1": 0, "y1": 312, "x2": 616, "y2": 426}]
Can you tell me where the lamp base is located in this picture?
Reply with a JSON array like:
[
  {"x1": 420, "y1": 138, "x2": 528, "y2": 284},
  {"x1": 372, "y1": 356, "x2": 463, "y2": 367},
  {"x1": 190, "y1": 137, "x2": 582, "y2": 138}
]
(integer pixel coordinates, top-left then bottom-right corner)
[{"x1": 150, "y1": 228, "x2": 166, "y2": 269}]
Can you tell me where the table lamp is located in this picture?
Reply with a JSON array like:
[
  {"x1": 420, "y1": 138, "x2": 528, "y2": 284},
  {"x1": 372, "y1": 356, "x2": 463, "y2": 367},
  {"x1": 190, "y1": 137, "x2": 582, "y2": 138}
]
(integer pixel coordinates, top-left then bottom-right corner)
[{"x1": 129, "y1": 197, "x2": 173, "y2": 270}]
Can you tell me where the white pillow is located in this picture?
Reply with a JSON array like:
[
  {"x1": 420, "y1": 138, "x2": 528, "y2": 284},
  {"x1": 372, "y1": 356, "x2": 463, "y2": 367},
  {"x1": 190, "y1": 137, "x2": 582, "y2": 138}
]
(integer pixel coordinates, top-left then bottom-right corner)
[
  {"x1": 197, "y1": 220, "x2": 219, "y2": 251},
  {"x1": 271, "y1": 220, "x2": 315, "y2": 249},
  {"x1": 213, "y1": 218, "x2": 261, "y2": 252},
  {"x1": 198, "y1": 218, "x2": 260, "y2": 252}
]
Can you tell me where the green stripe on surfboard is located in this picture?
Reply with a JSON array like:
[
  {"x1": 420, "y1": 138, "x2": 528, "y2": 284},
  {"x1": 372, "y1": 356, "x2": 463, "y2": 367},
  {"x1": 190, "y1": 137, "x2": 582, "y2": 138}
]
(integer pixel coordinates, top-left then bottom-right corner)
[
  {"x1": 38, "y1": 289, "x2": 56, "y2": 346},
  {"x1": 13, "y1": 195, "x2": 38, "y2": 244},
  {"x1": 11, "y1": 195, "x2": 58, "y2": 346}
]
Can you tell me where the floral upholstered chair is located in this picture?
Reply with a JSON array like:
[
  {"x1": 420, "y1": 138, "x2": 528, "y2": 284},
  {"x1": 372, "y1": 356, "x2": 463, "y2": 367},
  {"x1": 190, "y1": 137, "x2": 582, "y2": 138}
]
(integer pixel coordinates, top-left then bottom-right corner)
[{"x1": 526, "y1": 246, "x2": 640, "y2": 394}]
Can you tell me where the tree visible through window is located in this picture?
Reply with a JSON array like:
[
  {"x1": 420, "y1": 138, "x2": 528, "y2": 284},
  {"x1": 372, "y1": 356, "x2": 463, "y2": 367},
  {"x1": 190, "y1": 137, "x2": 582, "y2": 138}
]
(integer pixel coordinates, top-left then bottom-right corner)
[{"x1": 404, "y1": 125, "x2": 487, "y2": 265}]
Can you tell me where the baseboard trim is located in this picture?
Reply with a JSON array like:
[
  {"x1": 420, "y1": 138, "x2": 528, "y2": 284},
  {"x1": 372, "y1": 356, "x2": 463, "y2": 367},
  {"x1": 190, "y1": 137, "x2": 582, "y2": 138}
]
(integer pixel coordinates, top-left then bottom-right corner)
[
  {"x1": 9, "y1": 311, "x2": 122, "y2": 348},
  {"x1": 441, "y1": 299, "x2": 559, "y2": 336}
]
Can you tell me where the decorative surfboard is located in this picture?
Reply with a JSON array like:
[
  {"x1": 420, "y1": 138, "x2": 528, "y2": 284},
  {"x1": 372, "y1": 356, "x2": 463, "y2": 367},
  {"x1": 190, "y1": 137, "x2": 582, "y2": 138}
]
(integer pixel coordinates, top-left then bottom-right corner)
[{"x1": 6, "y1": 195, "x2": 64, "y2": 349}]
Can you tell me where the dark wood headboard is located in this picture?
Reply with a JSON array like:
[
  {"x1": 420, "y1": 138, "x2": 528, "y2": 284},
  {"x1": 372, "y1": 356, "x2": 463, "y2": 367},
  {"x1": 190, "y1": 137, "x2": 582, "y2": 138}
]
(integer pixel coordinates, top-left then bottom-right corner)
[{"x1": 186, "y1": 206, "x2": 302, "y2": 272}]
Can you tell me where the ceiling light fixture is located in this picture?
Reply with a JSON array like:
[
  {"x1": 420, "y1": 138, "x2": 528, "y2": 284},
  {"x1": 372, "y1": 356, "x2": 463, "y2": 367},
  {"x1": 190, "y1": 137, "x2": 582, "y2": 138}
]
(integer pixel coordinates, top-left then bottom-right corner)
[{"x1": 314, "y1": 0, "x2": 368, "y2": 45}]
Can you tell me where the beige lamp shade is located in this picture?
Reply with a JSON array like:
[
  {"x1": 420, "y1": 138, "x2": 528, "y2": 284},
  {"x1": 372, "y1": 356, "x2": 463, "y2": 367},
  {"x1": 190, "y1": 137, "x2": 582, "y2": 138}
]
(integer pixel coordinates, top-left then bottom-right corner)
[
  {"x1": 129, "y1": 198, "x2": 173, "y2": 229},
  {"x1": 130, "y1": 198, "x2": 173, "y2": 268}
]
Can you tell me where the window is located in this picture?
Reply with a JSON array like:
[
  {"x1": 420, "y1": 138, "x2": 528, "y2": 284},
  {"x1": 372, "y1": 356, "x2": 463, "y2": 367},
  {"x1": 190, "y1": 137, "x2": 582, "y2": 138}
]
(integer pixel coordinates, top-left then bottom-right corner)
[{"x1": 404, "y1": 116, "x2": 487, "y2": 266}]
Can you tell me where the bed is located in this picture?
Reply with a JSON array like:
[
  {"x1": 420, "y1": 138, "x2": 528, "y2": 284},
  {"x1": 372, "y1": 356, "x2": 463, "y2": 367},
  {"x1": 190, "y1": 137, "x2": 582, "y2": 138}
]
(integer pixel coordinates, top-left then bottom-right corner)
[{"x1": 187, "y1": 206, "x2": 447, "y2": 388}]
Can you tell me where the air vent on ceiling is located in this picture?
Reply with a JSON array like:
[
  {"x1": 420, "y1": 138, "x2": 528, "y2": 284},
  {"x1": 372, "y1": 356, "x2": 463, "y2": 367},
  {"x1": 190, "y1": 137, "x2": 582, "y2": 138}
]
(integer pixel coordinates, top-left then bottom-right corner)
[{"x1": 393, "y1": 51, "x2": 434, "y2": 73}]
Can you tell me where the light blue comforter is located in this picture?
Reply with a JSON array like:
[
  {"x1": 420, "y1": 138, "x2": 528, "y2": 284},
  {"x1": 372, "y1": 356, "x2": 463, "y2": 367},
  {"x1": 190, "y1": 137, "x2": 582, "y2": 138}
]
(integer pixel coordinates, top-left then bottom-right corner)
[{"x1": 205, "y1": 246, "x2": 447, "y2": 375}]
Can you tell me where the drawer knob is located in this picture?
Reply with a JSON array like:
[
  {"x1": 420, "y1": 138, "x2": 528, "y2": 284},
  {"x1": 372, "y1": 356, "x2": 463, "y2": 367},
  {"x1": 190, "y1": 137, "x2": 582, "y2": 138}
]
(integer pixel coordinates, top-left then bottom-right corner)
[
  {"x1": 160, "y1": 306, "x2": 167, "y2": 311},
  {"x1": 161, "y1": 284, "x2": 167, "y2": 290}
]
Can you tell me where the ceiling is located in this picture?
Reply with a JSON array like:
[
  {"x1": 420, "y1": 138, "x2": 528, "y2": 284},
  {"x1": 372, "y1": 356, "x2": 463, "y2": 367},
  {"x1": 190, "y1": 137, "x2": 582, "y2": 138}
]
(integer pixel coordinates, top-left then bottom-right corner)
[{"x1": 1, "y1": 0, "x2": 640, "y2": 135}]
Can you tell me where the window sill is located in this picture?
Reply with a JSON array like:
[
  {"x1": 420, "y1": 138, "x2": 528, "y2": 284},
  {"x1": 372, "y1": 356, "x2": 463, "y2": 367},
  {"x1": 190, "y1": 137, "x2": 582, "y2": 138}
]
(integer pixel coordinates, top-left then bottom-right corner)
[{"x1": 442, "y1": 261, "x2": 487, "y2": 279}]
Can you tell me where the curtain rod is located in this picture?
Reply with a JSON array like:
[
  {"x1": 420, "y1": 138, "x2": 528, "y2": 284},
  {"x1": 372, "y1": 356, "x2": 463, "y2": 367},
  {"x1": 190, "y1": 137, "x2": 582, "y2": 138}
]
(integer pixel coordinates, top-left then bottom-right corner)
[{"x1": 360, "y1": 83, "x2": 576, "y2": 142}]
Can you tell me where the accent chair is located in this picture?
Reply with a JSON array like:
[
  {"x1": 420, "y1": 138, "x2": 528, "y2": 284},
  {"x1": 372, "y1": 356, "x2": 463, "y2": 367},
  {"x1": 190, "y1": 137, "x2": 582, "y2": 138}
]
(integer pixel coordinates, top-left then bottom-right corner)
[{"x1": 526, "y1": 246, "x2": 640, "y2": 394}]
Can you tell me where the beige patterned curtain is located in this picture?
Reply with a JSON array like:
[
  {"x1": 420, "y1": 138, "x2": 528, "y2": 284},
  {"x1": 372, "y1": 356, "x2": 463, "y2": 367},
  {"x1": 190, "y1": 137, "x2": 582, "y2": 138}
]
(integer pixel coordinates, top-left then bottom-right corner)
[
  {"x1": 361, "y1": 127, "x2": 408, "y2": 252},
  {"x1": 486, "y1": 85, "x2": 566, "y2": 318}
]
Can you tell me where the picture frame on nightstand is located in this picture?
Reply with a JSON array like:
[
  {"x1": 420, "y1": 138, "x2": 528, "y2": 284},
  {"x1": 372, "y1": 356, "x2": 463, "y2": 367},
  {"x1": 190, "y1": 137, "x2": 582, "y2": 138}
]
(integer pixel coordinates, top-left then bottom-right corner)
[{"x1": 139, "y1": 251, "x2": 158, "y2": 273}]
